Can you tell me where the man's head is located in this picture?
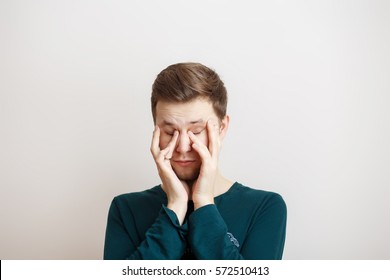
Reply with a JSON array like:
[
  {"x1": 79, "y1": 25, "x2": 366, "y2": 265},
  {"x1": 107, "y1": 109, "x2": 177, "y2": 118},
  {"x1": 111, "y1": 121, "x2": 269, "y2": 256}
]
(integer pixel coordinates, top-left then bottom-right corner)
[
  {"x1": 151, "y1": 62, "x2": 229, "y2": 182},
  {"x1": 151, "y1": 62, "x2": 227, "y2": 123}
]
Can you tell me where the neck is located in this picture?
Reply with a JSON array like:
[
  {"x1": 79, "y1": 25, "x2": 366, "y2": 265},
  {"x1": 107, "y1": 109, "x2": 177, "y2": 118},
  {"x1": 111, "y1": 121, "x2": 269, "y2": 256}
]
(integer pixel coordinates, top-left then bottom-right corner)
[
  {"x1": 186, "y1": 170, "x2": 233, "y2": 198},
  {"x1": 213, "y1": 171, "x2": 234, "y2": 197}
]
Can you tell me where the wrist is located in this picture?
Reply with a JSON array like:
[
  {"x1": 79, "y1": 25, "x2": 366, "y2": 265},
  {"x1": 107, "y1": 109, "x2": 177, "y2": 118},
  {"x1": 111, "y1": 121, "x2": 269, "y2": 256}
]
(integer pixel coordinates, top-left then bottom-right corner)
[
  {"x1": 193, "y1": 197, "x2": 214, "y2": 210},
  {"x1": 167, "y1": 201, "x2": 188, "y2": 225}
]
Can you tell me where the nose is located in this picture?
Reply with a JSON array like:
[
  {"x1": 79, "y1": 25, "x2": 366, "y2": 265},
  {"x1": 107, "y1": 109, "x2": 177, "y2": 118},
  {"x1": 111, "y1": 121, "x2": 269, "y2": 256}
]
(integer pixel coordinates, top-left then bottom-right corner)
[{"x1": 175, "y1": 131, "x2": 192, "y2": 153}]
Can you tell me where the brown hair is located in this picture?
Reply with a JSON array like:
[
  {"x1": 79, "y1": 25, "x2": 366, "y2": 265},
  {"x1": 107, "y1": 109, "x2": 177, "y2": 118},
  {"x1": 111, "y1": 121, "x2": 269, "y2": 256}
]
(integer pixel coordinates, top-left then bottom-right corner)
[{"x1": 151, "y1": 62, "x2": 227, "y2": 122}]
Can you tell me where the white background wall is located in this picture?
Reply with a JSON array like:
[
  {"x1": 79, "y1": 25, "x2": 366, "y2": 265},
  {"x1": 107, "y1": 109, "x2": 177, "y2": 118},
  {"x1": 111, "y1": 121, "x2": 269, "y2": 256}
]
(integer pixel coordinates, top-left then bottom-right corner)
[{"x1": 1, "y1": 0, "x2": 389, "y2": 259}]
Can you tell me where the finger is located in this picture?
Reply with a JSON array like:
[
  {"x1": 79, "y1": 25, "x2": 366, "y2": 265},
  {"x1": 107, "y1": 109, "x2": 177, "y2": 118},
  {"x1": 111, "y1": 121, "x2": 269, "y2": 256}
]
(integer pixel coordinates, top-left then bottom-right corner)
[
  {"x1": 150, "y1": 125, "x2": 161, "y2": 158},
  {"x1": 207, "y1": 120, "x2": 220, "y2": 157},
  {"x1": 163, "y1": 130, "x2": 179, "y2": 159},
  {"x1": 188, "y1": 131, "x2": 211, "y2": 161}
]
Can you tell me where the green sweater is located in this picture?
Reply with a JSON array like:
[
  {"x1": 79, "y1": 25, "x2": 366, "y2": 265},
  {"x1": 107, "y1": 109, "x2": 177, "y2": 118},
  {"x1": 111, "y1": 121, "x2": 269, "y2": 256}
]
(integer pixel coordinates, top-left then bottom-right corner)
[{"x1": 104, "y1": 182, "x2": 287, "y2": 260}]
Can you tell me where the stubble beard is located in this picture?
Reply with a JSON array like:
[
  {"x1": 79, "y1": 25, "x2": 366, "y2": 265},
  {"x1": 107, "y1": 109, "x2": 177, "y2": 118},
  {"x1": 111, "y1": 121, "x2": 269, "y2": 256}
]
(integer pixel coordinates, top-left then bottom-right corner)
[{"x1": 172, "y1": 165, "x2": 201, "y2": 185}]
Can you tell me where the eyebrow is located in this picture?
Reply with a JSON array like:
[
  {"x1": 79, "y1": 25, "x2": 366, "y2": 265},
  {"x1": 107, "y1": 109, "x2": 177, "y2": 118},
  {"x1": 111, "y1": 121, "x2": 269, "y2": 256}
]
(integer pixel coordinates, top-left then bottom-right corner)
[{"x1": 162, "y1": 119, "x2": 205, "y2": 126}]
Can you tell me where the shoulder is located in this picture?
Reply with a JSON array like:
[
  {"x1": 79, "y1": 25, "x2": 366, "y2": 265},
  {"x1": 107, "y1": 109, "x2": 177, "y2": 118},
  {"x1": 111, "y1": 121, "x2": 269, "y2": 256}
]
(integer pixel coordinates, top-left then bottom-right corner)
[
  {"x1": 106, "y1": 186, "x2": 167, "y2": 235},
  {"x1": 111, "y1": 185, "x2": 166, "y2": 211},
  {"x1": 233, "y1": 182, "x2": 284, "y2": 200},
  {"x1": 232, "y1": 182, "x2": 287, "y2": 212}
]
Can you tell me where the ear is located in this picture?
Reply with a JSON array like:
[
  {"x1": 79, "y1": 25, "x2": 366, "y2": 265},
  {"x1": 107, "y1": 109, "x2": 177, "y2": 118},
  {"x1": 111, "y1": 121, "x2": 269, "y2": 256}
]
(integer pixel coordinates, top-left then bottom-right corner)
[{"x1": 219, "y1": 115, "x2": 230, "y2": 140}]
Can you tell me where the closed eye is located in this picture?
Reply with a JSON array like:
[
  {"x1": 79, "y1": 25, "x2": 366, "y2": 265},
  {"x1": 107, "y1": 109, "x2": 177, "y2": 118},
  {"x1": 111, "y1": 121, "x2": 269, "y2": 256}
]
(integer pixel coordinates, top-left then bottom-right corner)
[
  {"x1": 191, "y1": 129, "x2": 205, "y2": 135},
  {"x1": 165, "y1": 128, "x2": 204, "y2": 136}
]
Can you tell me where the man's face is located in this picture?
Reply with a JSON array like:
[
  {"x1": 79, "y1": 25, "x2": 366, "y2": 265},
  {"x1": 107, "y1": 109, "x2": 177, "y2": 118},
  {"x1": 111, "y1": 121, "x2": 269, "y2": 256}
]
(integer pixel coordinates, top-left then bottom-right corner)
[{"x1": 155, "y1": 98, "x2": 223, "y2": 182}]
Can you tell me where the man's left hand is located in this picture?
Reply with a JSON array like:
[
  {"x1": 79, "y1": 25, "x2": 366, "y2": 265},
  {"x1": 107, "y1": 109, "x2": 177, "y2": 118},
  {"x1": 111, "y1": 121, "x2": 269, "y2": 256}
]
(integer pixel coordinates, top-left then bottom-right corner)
[{"x1": 188, "y1": 120, "x2": 222, "y2": 210}]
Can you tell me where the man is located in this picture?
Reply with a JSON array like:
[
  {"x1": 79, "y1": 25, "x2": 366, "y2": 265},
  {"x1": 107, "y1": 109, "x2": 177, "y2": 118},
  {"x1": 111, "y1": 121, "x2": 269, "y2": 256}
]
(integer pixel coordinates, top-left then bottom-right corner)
[{"x1": 104, "y1": 62, "x2": 287, "y2": 259}]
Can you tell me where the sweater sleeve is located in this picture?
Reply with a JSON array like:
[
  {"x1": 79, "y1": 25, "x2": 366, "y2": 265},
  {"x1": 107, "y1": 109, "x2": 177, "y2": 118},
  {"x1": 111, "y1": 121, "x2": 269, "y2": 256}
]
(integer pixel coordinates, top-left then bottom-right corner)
[
  {"x1": 188, "y1": 204, "x2": 244, "y2": 259},
  {"x1": 103, "y1": 197, "x2": 188, "y2": 260},
  {"x1": 188, "y1": 193, "x2": 287, "y2": 260}
]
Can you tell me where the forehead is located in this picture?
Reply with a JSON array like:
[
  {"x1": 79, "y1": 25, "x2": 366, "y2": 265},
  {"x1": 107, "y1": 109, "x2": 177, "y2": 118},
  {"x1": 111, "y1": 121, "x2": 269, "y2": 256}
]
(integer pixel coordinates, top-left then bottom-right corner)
[{"x1": 155, "y1": 99, "x2": 217, "y2": 125}]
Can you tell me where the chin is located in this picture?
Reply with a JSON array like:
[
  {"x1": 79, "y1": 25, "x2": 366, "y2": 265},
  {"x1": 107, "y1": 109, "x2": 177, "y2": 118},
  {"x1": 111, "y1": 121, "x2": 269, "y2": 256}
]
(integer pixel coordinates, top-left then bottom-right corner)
[{"x1": 173, "y1": 168, "x2": 200, "y2": 182}]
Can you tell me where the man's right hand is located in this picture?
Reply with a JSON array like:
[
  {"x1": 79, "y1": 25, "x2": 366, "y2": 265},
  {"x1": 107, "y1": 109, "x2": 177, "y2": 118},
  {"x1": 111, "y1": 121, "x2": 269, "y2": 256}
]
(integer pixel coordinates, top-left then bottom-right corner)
[{"x1": 150, "y1": 125, "x2": 189, "y2": 225}]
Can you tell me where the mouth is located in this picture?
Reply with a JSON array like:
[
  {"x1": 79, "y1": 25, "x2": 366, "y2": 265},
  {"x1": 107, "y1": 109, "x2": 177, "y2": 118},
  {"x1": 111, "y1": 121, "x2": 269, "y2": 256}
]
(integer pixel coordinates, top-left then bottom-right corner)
[{"x1": 172, "y1": 160, "x2": 196, "y2": 167}]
